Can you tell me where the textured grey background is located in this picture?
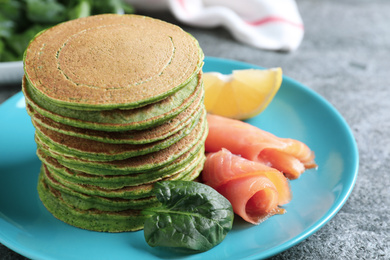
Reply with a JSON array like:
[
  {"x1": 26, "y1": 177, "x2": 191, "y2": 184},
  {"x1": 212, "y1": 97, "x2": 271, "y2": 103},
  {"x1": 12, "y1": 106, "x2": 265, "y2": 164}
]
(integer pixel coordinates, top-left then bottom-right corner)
[{"x1": 1, "y1": 0, "x2": 389, "y2": 259}]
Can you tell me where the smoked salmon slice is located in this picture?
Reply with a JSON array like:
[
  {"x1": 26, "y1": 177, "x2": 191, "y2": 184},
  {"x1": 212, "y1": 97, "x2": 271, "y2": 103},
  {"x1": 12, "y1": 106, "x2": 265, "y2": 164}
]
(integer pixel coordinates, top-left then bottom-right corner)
[
  {"x1": 205, "y1": 114, "x2": 317, "y2": 179},
  {"x1": 202, "y1": 148, "x2": 290, "y2": 224}
]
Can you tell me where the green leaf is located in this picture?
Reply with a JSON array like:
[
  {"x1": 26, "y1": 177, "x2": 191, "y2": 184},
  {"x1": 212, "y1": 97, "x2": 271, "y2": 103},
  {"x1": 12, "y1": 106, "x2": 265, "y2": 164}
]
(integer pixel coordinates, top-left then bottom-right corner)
[
  {"x1": 91, "y1": 0, "x2": 134, "y2": 15},
  {"x1": 67, "y1": 0, "x2": 91, "y2": 20},
  {"x1": 0, "y1": 0, "x2": 22, "y2": 22},
  {"x1": 0, "y1": 0, "x2": 134, "y2": 61},
  {"x1": 0, "y1": 39, "x2": 5, "y2": 59},
  {"x1": 142, "y1": 181, "x2": 234, "y2": 252},
  {"x1": 0, "y1": 39, "x2": 18, "y2": 61},
  {"x1": 26, "y1": 0, "x2": 67, "y2": 24},
  {"x1": 0, "y1": 17, "x2": 15, "y2": 38}
]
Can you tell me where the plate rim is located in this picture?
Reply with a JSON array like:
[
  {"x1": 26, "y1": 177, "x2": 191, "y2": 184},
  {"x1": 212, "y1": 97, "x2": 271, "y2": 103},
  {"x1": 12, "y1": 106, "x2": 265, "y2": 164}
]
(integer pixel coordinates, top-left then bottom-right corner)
[{"x1": 0, "y1": 56, "x2": 359, "y2": 260}]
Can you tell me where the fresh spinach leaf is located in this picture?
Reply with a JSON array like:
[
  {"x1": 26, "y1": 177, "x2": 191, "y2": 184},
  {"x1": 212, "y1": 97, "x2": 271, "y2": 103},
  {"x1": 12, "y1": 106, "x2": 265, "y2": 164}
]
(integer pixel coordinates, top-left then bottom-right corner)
[
  {"x1": 67, "y1": 0, "x2": 91, "y2": 20},
  {"x1": 0, "y1": 0, "x2": 22, "y2": 22},
  {"x1": 0, "y1": 39, "x2": 5, "y2": 60},
  {"x1": 0, "y1": 0, "x2": 134, "y2": 61},
  {"x1": 92, "y1": 0, "x2": 134, "y2": 15},
  {"x1": 0, "y1": 16, "x2": 14, "y2": 38},
  {"x1": 142, "y1": 180, "x2": 234, "y2": 252},
  {"x1": 26, "y1": 0, "x2": 67, "y2": 24}
]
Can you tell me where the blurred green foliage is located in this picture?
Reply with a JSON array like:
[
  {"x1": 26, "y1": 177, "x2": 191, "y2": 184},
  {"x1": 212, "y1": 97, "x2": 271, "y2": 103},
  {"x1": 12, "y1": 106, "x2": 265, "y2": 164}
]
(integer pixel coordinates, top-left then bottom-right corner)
[{"x1": 0, "y1": 0, "x2": 134, "y2": 61}]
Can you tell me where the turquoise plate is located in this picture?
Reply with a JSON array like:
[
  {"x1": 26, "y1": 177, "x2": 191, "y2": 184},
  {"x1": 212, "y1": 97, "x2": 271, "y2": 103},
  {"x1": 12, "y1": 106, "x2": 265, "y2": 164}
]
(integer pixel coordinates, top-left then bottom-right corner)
[{"x1": 0, "y1": 57, "x2": 358, "y2": 260}]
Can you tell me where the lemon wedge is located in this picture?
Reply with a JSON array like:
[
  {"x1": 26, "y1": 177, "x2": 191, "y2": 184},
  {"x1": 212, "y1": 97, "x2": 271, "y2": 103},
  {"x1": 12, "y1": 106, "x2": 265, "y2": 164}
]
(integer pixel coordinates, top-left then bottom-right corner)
[{"x1": 203, "y1": 68, "x2": 282, "y2": 120}]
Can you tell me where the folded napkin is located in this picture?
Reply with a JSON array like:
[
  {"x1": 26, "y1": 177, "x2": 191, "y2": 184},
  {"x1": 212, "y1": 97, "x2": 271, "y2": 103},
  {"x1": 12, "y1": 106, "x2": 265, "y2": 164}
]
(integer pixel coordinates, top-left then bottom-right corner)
[{"x1": 128, "y1": 0, "x2": 304, "y2": 51}]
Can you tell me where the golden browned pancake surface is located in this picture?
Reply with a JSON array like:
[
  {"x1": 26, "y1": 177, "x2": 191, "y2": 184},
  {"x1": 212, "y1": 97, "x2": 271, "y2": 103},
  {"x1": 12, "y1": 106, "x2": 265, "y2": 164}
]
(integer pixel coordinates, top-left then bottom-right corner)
[{"x1": 24, "y1": 14, "x2": 203, "y2": 110}]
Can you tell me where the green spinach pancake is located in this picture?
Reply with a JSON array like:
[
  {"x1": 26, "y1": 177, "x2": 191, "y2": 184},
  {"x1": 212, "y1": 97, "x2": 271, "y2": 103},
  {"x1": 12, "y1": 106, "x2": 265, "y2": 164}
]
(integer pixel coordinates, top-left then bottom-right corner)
[{"x1": 23, "y1": 14, "x2": 206, "y2": 232}]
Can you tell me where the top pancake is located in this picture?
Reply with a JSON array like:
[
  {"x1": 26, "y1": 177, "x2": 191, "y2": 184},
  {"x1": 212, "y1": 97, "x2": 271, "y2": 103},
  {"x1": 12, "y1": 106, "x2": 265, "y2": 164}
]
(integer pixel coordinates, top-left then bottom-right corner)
[{"x1": 23, "y1": 14, "x2": 204, "y2": 110}]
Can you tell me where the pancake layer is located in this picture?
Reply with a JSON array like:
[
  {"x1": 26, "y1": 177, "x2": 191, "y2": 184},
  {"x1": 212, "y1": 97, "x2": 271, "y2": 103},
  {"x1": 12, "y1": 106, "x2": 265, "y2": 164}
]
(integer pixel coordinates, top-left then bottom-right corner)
[{"x1": 24, "y1": 14, "x2": 204, "y2": 110}]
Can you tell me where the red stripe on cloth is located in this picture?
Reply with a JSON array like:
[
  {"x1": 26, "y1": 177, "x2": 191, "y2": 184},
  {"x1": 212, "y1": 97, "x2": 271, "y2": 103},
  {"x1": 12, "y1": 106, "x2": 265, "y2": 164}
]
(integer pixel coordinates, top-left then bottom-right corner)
[
  {"x1": 178, "y1": 0, "x2": 187, "y2": 12},
  {"x1": 246, "y1": 16, "x2": 304, "y2": 29}
]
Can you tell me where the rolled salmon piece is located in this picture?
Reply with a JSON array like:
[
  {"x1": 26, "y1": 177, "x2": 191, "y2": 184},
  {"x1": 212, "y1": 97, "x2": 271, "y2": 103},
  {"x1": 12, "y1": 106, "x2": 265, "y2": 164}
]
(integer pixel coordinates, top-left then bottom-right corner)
[
  {"x1": 205, "y1": 114, "x2": 317, "y2": 179},
  {"x1": 202, "y1": 149, "x2": 290, "y2": 224}
]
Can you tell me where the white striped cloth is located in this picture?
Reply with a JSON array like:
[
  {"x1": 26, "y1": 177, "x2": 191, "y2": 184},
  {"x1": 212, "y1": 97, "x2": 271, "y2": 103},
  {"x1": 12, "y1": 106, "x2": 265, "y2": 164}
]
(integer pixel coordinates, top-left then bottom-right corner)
[{"x1": 128, "y1": 0, "x2": 304, "y2": 51}]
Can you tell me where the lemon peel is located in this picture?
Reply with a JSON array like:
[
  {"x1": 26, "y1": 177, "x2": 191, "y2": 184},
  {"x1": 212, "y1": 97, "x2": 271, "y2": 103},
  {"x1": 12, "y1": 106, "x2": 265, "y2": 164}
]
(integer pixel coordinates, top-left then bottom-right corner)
[{"x1": 204, "y1": 68, "x2": 282, "y2": 120}]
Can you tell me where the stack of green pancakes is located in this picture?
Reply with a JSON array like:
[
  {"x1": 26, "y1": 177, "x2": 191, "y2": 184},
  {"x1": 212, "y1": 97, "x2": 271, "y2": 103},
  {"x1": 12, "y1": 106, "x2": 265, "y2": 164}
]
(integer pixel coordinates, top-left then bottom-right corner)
[{"x1": 22, "y1": 14, "x2": 206, "y2": 232}]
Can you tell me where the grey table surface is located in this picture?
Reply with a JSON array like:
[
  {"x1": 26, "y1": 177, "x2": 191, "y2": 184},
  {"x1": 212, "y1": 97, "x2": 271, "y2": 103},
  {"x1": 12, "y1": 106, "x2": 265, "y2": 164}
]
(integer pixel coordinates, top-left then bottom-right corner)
[{"x1": 1, "y1": 0, "x2": 389, "y2": 259}]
